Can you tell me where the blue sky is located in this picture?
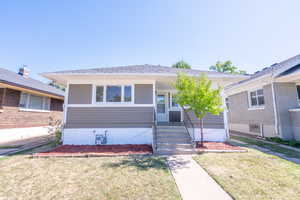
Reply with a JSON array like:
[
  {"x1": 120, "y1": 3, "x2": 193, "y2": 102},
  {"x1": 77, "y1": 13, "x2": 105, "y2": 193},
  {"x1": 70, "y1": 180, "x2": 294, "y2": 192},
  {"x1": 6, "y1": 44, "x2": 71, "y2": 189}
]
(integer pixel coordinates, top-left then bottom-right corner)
[{"x1": 1, "y1": 0, "x2": 300, "y2": 82}]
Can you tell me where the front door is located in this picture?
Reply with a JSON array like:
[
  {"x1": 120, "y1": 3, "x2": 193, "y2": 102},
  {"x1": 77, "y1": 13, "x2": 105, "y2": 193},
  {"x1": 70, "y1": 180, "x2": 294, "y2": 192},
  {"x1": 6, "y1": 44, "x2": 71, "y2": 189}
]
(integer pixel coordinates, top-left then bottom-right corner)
[{"x1": 156, "y1": 93, "x2": 168, "y2": 122}]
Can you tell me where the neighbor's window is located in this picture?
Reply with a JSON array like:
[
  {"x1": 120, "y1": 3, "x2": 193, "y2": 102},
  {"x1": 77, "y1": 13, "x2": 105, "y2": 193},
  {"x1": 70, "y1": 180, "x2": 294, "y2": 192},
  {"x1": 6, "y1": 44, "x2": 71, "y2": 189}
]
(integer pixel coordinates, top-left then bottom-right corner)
[
  {"x1": 297, "y1": 85, "x2": 300, "y2": 100},
  {"x1": 96, "y1": 86, "x2": 104, "y2": 102},
  {"x1": 19, "y1": 92, "x2": 50, "y2": 111},
  {"x1": 124, "y1": 86, "x2": 132, "y2": 102},
  {"x1": 106, "y1": 86, "x2": 121, "y2": 102},
  {"x1": 249, "y1": 89, "x2": 265, "y2": 107}
]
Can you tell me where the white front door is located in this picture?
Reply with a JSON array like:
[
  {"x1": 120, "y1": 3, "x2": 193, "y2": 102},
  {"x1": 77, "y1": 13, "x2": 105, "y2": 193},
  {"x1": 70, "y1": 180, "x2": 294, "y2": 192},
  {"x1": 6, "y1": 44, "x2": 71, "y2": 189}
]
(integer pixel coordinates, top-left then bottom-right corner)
[{"x1": 156, "y1": 93, "x2": 168, "y2": 122}]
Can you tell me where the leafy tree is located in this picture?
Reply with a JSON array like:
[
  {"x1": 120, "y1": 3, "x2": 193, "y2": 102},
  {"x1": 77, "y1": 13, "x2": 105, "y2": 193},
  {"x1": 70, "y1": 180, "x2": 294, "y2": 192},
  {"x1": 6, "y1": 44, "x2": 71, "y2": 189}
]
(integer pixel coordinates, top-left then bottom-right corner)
[
  {"x1": 49, "y1": 81, "x2": 66, "y2": 91},
  {"x1": 172, "y1": 60, "x2": 191, "y2": 69},
  {"x1": 210, "y1": 60, "x2": 246, "y2": 74},
  {"x1": 174, "y1": 73, "x2": 223, "y2": 145}
]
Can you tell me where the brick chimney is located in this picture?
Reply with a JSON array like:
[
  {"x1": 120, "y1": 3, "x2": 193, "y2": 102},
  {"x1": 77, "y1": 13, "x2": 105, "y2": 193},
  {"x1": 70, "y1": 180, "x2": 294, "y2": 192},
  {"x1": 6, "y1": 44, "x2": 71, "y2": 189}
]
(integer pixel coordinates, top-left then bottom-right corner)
[{"x1": 18, "y1": 65, "x2": 30, "y2": 78}]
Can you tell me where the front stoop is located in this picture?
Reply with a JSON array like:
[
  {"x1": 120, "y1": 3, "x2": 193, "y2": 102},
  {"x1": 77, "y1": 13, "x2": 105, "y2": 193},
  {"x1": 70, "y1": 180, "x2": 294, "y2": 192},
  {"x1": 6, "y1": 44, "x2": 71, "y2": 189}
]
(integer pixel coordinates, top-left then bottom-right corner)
[{"x1": 155, "y1": 126, "x2": 195, "y2": 155}]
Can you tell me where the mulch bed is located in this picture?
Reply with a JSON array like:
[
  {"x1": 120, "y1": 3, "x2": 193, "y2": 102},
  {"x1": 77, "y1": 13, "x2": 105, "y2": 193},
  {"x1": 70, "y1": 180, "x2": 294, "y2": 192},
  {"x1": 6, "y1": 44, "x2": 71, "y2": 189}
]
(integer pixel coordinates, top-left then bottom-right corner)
[
  {"x1": 34, "y1": 144, "x2": 153, "y2": 157},
  {"x1": 196, "y1": 142, "x2": 246, "y2": 152}
]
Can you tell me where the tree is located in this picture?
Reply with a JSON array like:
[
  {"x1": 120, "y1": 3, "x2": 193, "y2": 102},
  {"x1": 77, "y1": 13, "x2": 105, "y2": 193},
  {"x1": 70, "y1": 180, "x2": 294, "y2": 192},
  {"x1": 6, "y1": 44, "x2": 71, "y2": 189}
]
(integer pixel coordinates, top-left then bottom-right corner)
[
  {"x1": 209, "y1": 60, "x2": 246, "y2": 74},
  {"x1": 172, "y1": 60, "x2": 191, "y2": 69},
  {"x1": 174, "y1": 73, "x2": 223, "y2": 146}
]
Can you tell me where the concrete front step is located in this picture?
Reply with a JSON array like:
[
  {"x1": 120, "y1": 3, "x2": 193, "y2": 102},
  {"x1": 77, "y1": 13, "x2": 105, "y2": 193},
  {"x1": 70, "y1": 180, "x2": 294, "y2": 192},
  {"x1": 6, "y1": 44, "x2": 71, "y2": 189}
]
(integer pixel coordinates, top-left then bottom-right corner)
[
  {"x1": 157, "y1": 137, "x2": 191, "y2": 143},
  {"x1": 156, "y1": 149, "x2": 196, "y2": 155},
  {"x1": 157, "y1": 143, "x2": 193, "y2": 148}
]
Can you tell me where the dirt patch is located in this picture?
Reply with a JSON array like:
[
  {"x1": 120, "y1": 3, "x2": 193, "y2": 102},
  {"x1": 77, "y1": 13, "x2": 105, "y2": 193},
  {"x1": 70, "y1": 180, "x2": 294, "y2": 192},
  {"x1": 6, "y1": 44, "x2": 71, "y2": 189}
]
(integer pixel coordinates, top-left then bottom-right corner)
[
  {"x1": 34, "y1": 144, "x2": 153, "y2": 157},
  {"x1": 196, "y1": 142, "x2": 244, "y2": 151}
]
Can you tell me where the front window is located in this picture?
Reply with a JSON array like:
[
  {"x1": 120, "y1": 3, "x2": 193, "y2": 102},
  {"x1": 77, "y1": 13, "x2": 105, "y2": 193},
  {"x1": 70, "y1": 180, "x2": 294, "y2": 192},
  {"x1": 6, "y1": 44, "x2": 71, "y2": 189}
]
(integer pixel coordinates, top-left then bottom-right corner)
[
  {"x1": 124, "y1": 86, "x2": 132, "y2": 102},
  {"x1": 19, "y1": 92, "x2": 50, "y2": 111},
  {"x1": 96, "y1": 86, "x2": 104, "y2": 102},
  {"x1": 106, "y1": 86, "x2": 121, "y2": 102},
  {"x1": 249, "y1": 89, "x2": 265, "y2": 107}
]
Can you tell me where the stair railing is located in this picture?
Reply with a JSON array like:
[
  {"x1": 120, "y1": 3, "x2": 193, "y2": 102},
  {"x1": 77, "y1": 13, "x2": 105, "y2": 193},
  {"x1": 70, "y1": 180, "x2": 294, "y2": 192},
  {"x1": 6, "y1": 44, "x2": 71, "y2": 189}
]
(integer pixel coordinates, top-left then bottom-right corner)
[{"x1": 182, "y1": 107, "x2": 196, "y2": 147}]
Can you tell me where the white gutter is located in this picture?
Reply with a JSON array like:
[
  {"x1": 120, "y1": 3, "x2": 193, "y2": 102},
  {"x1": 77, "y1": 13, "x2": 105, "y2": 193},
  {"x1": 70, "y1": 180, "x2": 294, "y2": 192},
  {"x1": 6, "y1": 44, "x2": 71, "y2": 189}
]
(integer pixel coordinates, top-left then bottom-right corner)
[{"x1": 271, "y1": 71, "x2": 280, "y2": 136}]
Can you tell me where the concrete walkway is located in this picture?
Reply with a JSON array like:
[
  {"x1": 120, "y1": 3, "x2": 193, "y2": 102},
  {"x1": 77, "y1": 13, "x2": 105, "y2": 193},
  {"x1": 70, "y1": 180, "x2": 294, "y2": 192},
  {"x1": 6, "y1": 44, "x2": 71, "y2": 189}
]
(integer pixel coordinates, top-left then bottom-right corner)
[
  {"x1": 167, "y1": 155, "x2": 232, "y2": 200},
  {"x1": 0, "y1": 134, "x2": 54, "y2": 156}
]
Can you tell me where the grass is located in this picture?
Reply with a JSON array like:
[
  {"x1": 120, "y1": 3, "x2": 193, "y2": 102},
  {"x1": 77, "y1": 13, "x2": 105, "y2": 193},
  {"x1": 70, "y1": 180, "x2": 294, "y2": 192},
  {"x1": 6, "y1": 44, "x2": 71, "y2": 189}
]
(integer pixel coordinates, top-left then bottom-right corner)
[
  {"x1": 0, "y1": 154, "x2": 180, "y2": 200},
  {"x1": 265, "y1": 137, "x2": 300, "y2": 148},
  {"x1": 194, "y1": 148, "x2": 300, "y2": 200},
  {"x1": 231, "y1": 135, "x2": 300, "y2": 159},
  {"x1": 0, "y1": 145, "x2": 22, "y2": 149}
]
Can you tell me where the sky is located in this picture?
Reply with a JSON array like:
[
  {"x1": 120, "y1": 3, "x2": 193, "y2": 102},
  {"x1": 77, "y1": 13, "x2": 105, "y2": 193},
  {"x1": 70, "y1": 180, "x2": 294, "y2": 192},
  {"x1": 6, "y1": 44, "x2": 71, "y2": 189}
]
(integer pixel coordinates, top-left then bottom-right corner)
[{"x1": 0, "y1": 0, "x2": 300, "y2": 82}]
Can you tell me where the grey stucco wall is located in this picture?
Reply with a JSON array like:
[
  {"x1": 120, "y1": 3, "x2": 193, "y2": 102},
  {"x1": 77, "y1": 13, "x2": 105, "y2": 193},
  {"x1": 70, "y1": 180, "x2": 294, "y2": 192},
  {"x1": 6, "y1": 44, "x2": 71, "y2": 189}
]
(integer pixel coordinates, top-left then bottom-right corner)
[
  {"x1": 289, "y1": 111, "x2": 300, "y2": 141},
  {"x1": 68, "y1": 84, "x2": 92, "y2": 104},
  {"x1": 134, "y1": 84, "x2": 153, "y2": 104},
  {"x1": 274, "y1": 82, "x2": 299, "y2": 140},
  {"x1": 66, "y1": 107, "x2": 154, "y2": 128},
  {"x1": 227, "y1": 84, "x2": 276, "y2": 137}
]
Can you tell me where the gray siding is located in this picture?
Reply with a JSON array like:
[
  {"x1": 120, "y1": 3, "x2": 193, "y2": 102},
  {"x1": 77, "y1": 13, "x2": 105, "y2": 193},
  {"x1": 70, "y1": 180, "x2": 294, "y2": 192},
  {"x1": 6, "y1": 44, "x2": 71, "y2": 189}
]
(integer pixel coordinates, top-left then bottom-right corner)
[
  {"x1": 66, "y1": 107, "x2": 154, "y2": 128},
  {"x1": 186, "y1": 111, "x2": 224, "y2": 129},
  {"x1": 134, "y1": 84, "x2": 153, "y2": 104},
  {"x1": 68, "y1": 84, "x2": 92, "y2": 104},
  {"x1": 274, "y1": 82, "x2": 299, "y2": 140},
  {"x1": 289, "y1": 111, "x2": 300, "y2": 141},
  {"x1": 228, "y1": 84, "x2": 275, "y2": 137}
]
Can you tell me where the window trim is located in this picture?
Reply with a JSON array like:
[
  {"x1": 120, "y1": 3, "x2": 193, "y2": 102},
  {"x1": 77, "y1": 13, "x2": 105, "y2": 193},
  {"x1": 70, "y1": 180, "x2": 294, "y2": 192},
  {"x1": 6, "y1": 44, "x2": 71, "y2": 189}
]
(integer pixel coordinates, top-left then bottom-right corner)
[
  {"x1": 19, "y1": 92, "x2": 51, "y2": 112},
  {"x1": 93, "y1": 84, "x2": 134, "y2": 104},
  {"x1": 248, "y1": 88, "x2": 265, "y2": 110}
]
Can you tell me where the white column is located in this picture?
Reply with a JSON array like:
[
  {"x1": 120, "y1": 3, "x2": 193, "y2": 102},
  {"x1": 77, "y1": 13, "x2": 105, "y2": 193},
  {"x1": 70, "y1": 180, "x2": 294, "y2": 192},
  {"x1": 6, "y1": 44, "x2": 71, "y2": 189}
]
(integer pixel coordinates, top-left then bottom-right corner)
[{"x1": 221, "y1": 89, "x2": 229, "y2": 140}]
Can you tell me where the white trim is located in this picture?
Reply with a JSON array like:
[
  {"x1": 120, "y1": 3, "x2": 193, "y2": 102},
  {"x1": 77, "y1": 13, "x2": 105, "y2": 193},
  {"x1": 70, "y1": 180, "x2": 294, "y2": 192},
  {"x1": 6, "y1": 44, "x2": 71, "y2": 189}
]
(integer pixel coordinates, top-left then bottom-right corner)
[
  {"x1": 19, "y1": 108, "x2": 50, "y2": 113},
  {"x1": 289, "y1": 108, "x2": 300, "y2": 112},
  {"x1": 247, "y1": 88, "x2": 265, "y2": 109},
  {"x1": 63, "y1": 83, "x2": 69, "y2": 124},
  {"x1": 67, "y1": 104, "x2": 154, "y2": 107},
  {"x1": 221, "y1": 90, "x2": 229, "y2": 140},
  {"x1": 271, "y1": 81, "x2": 279, "y2": 135},
  {"x1": 247, "y1": 106, "x2": 265, "y2": 110}
]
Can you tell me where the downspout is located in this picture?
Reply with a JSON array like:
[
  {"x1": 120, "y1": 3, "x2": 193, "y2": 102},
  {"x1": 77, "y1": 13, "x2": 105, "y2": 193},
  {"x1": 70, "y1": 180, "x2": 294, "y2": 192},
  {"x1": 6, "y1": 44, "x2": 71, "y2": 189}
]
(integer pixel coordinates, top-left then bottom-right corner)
[{"x1": 271, "y1": 71, "x2": 280, "y2": 136}]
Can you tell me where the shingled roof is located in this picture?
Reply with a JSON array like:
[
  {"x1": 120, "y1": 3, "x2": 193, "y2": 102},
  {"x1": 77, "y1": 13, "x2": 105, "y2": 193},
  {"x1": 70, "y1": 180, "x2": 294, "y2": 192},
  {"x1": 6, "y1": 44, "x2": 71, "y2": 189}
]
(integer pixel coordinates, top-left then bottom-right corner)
[
  {"x1": 47, "y1": 64, "x2": 245, "y2": 77},
  {"x1": 0, "y1": 68, "x2": 64, "y2": 97}
]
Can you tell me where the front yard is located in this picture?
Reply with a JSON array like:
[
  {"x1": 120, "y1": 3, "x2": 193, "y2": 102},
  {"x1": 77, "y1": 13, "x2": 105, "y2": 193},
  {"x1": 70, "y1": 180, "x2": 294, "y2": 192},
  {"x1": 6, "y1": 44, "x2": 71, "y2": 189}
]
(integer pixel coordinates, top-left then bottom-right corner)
[
  {"x1": 194, "y1": 148, "x2": 300, "y2": 200},
  {"x1": 0, "y1": 154, "x2": 181, "y2": 200}
]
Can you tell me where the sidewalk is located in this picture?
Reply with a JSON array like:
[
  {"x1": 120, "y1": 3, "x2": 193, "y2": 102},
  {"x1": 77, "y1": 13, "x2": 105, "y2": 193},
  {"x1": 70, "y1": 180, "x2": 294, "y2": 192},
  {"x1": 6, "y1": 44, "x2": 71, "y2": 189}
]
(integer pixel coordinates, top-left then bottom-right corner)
[
  {"x1": 167, "y1": 155, "x2": 232, "y2": 200},
  {"x1": 0, "y1": 134, "x2": 54, "y2": 156}
]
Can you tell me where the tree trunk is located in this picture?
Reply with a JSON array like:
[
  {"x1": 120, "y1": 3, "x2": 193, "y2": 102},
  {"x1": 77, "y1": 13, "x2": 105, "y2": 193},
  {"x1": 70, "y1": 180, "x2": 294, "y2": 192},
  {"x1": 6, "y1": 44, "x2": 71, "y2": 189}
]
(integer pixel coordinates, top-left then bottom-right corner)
[{"x1": 200, "y1": 117, "x2": 204, "y2": 146}]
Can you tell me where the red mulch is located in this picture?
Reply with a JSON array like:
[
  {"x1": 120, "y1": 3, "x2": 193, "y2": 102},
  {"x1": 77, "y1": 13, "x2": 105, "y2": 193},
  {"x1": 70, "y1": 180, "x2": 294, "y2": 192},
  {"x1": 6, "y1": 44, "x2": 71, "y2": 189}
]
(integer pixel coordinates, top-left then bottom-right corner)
[
  {"x1": 35, "y1": 145, "x2": 153, "y2": 157},
  {"x1": 196, "y1": 142, "x2": 244, "y2": 151}
]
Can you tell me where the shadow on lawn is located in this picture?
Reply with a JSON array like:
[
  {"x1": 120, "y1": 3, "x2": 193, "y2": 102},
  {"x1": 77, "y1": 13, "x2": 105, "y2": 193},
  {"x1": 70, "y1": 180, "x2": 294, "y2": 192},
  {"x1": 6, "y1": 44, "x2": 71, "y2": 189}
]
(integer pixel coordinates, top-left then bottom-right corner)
[{"x1": 104, "y1": 156, "x2": 169, "y2": 171}]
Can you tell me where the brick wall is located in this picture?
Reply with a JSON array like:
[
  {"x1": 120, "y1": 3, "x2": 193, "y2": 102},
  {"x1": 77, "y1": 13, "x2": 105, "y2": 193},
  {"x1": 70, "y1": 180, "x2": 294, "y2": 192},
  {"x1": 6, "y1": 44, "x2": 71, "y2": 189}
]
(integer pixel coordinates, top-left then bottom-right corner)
[{"x1": 0, "y1": 88, "x2": 63, "y2": 129}]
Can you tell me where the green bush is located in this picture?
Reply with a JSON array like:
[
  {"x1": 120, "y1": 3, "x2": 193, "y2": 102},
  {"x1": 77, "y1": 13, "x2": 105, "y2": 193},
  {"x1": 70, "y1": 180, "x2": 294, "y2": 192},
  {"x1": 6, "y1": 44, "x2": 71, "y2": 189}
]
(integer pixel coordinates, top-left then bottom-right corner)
[{"x1": 54, "y1": 130, "x2": 62, "y2": 145}]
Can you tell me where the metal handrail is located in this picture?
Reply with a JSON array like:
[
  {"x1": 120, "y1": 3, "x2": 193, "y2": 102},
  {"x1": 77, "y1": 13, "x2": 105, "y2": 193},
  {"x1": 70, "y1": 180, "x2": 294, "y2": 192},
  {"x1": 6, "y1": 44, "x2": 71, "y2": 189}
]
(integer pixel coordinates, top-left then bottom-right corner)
[{"x1": 182, "y1": 107, "x2": 196, "y2": 147}]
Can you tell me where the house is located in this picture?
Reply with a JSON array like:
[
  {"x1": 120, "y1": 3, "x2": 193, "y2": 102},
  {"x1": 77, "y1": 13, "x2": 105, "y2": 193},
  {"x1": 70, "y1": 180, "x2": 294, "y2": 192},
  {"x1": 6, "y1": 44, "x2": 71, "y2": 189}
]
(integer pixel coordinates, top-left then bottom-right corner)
[
  {"x1": 225, "y1": 54, "x2": 300, "y2": 141},
  {"x1": 0, "y1": 67, "x2": 64, "y2": 143},
  {"x1": 42, "y1": 65, "x2": 246, "y2": 148}
]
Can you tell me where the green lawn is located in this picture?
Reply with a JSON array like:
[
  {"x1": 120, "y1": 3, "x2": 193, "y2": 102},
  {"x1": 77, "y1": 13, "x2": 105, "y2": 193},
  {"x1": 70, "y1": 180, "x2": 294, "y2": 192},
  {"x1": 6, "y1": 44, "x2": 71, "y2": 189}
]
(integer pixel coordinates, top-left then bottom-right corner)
[
  {"x1": 0, "y1": 154, "x2": 180, "y2": 200},
  {"x1": 194, "y1": 148, "x2": 300, "y2": 200},
  {"x1": 231, "y1": 135, "x2": 300, "y2": 159}
]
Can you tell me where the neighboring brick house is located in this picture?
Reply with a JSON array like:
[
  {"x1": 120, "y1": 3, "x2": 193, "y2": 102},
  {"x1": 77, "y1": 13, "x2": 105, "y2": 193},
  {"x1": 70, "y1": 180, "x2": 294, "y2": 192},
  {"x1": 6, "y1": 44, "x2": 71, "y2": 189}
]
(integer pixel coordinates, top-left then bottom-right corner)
[{"x1": 0, "y1": 67, "x2": 64, "y2": 143}]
